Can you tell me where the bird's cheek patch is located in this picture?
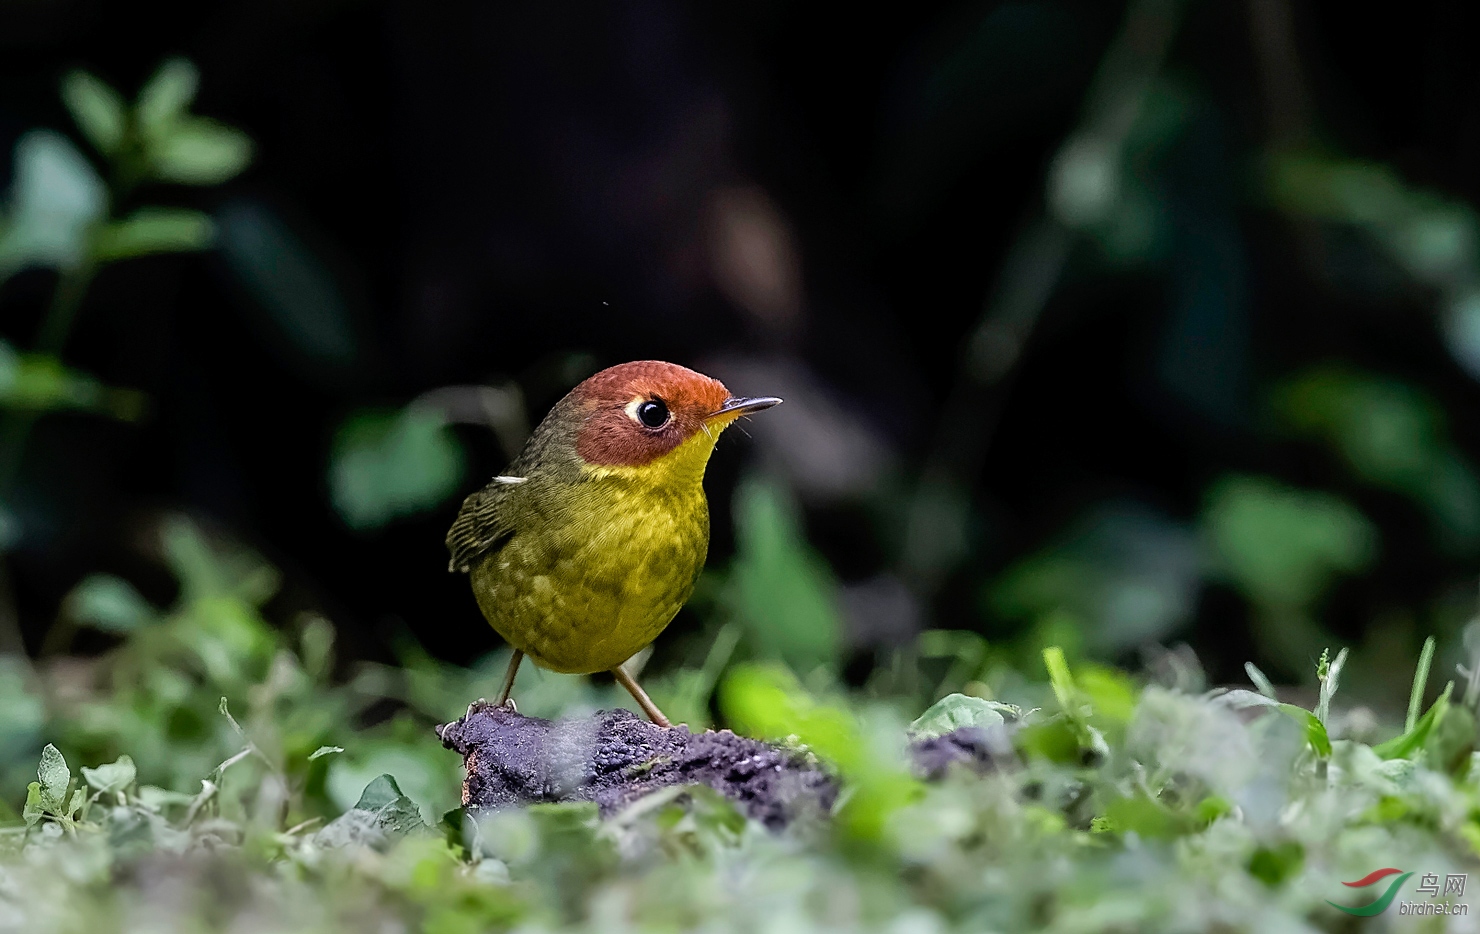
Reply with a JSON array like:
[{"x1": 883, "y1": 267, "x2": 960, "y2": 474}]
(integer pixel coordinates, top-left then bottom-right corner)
[{"x1": 575, "y1": 409, "x2": 680, "y2": 466}]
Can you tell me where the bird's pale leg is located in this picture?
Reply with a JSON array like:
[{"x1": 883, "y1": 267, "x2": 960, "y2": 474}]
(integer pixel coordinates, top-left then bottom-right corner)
[
  {"x1": 612, "y1": 665, "x2": 672, "y2": 728},
  {"x1": 495, "y1": 649, "x2": 524, "y2": 709}
]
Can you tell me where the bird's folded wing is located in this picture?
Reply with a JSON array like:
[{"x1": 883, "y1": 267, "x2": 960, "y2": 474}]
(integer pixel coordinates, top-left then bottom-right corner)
[{"x1": 446, "y1": 479, "x2": 521, "y2": 573}]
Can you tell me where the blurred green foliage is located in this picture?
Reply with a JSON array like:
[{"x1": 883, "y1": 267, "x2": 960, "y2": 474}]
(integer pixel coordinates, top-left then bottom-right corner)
[
  {"x1": 330, "y1": 406, "x2": 468, "y2": 530},
  {"x1": 0, "y1": 58, "x2": 246, "y2": 288},
  {"x1": 5, "y1": 461, "x2": 1471, "y2": 931},
  {"x1": 0, "y1": 341, "x2": 144, "y2": 419},
  {"x1": 909, "y1": 693, "x2": 1015, "y2": 740},
  {"x1": 0, "y1": 56, "x2": 253, "y2": 568},
  {"x1": 1274, "y1": 366, "x2": 1480, "y2": 550},
  {"x1": 723, "y1": 478, "x2": 843, "y2": 673},
  {"x1": 988, "y1": 504, "x2": 1200, "y2": 656},
  {"x1": 1203, "y1": 475, "x2": 1376, "y2": 611},
  {"x1": 2, "y1": 558, "x2": 1478, "y2": 931}
]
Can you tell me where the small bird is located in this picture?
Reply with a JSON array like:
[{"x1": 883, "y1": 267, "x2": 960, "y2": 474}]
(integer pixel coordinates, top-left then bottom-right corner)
[{"x1": 446, "y1": 360, "x2": 781, "y2": 726}]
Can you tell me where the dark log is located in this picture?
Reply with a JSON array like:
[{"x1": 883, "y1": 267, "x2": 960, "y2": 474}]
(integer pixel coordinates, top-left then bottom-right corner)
[{"x1": 438, "y1": 703, "x2": 1008, "y2": 830}]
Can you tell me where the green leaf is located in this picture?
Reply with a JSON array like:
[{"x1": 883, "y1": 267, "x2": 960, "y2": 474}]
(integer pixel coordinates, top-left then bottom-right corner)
[
  {"x1": 1217, "y1": 689, "x2": 1279, "y2": 710},
  {"x1": 160, "y1": 515, "x2": 280, "y2": 604},
  {"x1": 1278, "y1": 704, "x2": 1331, "y2": 758},
  {"x1": 1195, "y1": 795, "x2": 1232, "y2": 824},
  {"x1": 315, "y1": 773, "x2": 426, "y2": 846},
  {"x1": 148, "y1": 119, "x2": 252, "y2": 185},
  {"x1": 909, "y1": 694, "x2": 1008, "y2": 739},
  {"x1": 1425, "y1": 702, "x2": 1476, "y2": 774},
  {"x1": 65, "y1": 788, "x2": 86, "y2": 819},
  {"x1": 1202, "y1": 475, "x2": 1376, "y2": 608},
  {"x1": 329, "y1": 406, "x2": 466, "y2": 529},
  {"x1": 1271, "y1": 366, "x2": 1480, "y2": 548},
  {"x1": 318, "y1": 768, "x2": 436, "y2": 849},
  {"x1": 1244, "y1": 661, "x2": 1277, "y2": 698},
  {"x1": 1079, "y1": 665, "x2": 1139, "y2": 726},
  {"x1": 94, "y1": 208, "x2": 215, "y2": 261},
  {"x1": 1015, "y1": 717, "x2": 1083, "y2": 764},
  {"x1": 1406, "y1": 636, "x2": 1436, "y2": 734},
  {"x1": 1314, "y1": 646, "x2": 1348, "y2": 727},
  {"x1": 81, "y1": 755, "x2": 137, "y2": 794},
  {"x1": 354, "y1": 774, "x2": 409, "y2": 812},
  {"x1": 1219, "y1": 690, "x2": 1313, "y2": 748},
  {"x1": 63, "y1": 574, "x2": 157, "y2": 633},
  {"x1": 0, "y1": 131, "x2": 107, "y2": 280},
  {"x1": 22, "y1": 782, "x2": 43, "y2": 827},
  {"x1": 719, "y1": 663, "x2": 921, "y2": 844},
  {"x1": 37, "y1": 744, "x2": 70, "y2": 810},
  {"x1": 1042, "y1": 646, "x2": 1077, "y2": 716},
  {"x1": 300, "y1": 615, "x2": 335, "y2": 680},
  {"x1": 1101, "y1": 791, "x2": 1198, "y2": 840},
  {"x1": 0, "y1": 353, "x2": 100, "y2": 411},
  {"x1": 0, "y1": 350, "x2": 143, "y2": 421},
  {"x1": 1247, "y1": 841, "x2": 1304, "y2": 887},
  {"x1": 309, "y1": 746, "x2": 344, "y2": 761},
  {"x1": 61, "y1": 70, "x2": 126, "y2": 155},
  {"x1": 136, "y1": 58, "x2": 199, "y2": 136},
  {"x1": 725, "y1": 478, "x2": 842, "y2": 672},
  {"x1": 1375, "y1": 681, "x2": 1452, "y2": 760},
  {"x1": 135, "y1": 785, "x2": 195, "y2": 811}
]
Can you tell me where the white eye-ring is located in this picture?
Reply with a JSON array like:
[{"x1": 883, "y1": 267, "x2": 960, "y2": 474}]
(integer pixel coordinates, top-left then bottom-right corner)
[{"x1": 624, "y1": 396, "x2": 670, "y2": 429}]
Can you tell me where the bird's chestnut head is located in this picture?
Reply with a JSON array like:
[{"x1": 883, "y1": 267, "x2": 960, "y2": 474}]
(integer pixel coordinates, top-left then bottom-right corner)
[{"x1": 569, "y1": 361, "x2": 780, "y2": 469}]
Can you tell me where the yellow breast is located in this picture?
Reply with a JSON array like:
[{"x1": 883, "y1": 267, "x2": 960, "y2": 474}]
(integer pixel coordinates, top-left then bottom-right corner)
[{"x1": 469, "y1": 429, "x2": 718, "y2": 673}]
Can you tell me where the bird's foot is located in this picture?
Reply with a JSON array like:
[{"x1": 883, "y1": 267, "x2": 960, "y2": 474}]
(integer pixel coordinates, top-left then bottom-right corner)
[{"x1": 463, "y1": 697, "x2": 518, "y2": 720}]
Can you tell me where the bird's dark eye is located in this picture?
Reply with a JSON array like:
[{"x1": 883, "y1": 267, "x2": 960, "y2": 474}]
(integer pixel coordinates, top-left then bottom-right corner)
[{"x1": 637, "y1": 398, "x2": 669, "y2": 428}]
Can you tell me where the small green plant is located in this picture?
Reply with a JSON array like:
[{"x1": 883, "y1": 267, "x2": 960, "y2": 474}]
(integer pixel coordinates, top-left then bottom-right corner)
[
  {"x1": 1, "y1": 612, "x2": 1477, "y2": 931},
  {"x1": 0, "y1": 57, "x2": 252, "y2": 540}
]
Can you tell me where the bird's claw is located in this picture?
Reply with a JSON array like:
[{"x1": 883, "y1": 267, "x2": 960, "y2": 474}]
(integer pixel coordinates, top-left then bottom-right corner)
[{"x1": 463, "y1": 696, "x2": 518, "y2": 720}]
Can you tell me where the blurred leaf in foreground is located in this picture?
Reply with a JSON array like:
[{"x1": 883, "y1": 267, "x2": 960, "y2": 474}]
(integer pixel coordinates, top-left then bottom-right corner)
[
  {"x1": 908, "y1": 693, "x2": 1013, "y2": 739},
  {"x1": 724, "y1": 477, "x2": 842, "y2": 673},
  {"x1": 720, "y1": 662, "x2": 919, "y2": 844},
  {"x1": 80, "y1": 754, "x2": 136, "y2": 794}
]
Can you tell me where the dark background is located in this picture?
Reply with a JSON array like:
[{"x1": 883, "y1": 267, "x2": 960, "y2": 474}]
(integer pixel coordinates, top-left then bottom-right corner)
[{"x1": 4, "y1": 0, "x2": 1480, "y2": 698}]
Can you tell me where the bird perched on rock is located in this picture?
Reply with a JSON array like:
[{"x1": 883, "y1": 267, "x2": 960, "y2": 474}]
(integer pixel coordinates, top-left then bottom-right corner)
[{"x1": 446, "y1": 360, "x2": 781, "y2": 726}]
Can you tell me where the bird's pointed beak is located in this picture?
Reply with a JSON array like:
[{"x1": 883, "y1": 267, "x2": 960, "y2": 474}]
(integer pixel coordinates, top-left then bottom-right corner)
[{"x1": 708, "y1": 395, "x2": 783, "y2": 421}]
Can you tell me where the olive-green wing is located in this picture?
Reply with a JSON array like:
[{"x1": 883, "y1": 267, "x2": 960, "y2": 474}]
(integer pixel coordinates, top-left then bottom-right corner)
[{"x1": 445, "y1": 477, "x2": 524, "y2": 573}]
